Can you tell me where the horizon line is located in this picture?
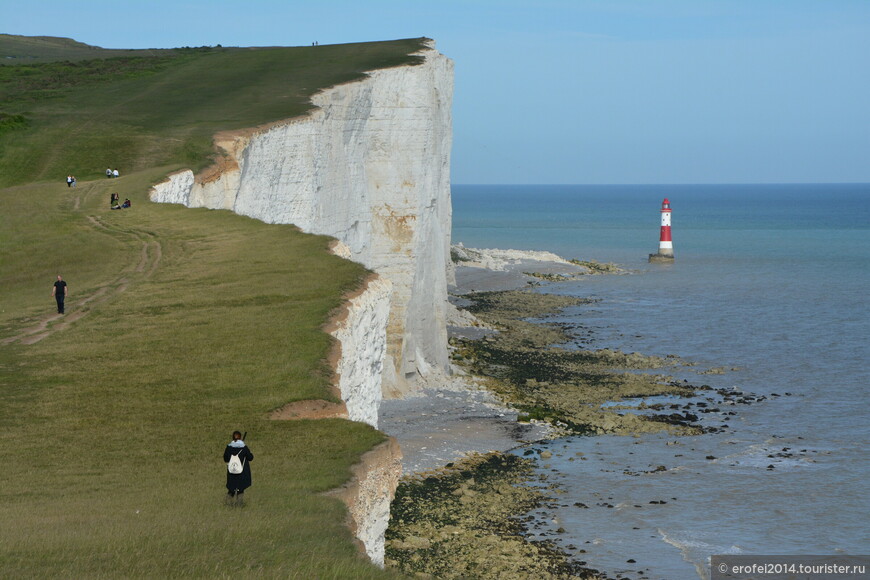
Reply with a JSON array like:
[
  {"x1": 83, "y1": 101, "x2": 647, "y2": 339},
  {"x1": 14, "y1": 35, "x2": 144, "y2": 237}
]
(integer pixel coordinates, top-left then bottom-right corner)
[{"x1": 452, "y1": 182, "x2": 870, "y2": 187}]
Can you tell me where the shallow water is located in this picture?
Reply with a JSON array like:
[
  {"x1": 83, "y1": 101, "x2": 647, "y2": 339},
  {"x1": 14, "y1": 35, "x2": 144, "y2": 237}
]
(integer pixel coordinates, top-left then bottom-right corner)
[{"x1": 453, "y1": 184, "x2": 870, "y2": 579}]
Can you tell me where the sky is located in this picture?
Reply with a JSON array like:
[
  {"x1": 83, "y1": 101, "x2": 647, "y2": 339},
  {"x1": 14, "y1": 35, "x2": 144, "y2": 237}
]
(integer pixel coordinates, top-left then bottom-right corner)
[{"x1": 4, "y1": 0, "x2": 869, "y2": 184}]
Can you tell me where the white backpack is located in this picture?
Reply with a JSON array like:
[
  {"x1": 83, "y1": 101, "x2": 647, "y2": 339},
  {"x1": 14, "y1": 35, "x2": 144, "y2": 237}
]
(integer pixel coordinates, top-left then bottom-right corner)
[{"x1": 227, "y1": 452, "x2": 244, "y2": 474}]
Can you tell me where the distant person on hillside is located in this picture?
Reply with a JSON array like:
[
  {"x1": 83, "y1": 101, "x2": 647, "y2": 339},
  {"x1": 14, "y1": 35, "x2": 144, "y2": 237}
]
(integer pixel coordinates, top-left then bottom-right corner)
[
  {"x1": 66, "y1": 175, "x2": 73, "y2": 187},
  {"x1": 106, "y1": 168, "x2": 112, "y2": 178},
  {"x1": 51, "y1": 275, "x2": 68, "y2": 314},
  {"x1": 113, "y1": 168, "x2": 119, "y2": 178},
  {"x1": 71, "y1": 176, "x2": 76, "y2": 188},
  {"x1": 121, "y1": 198, "x2": 131, "y2": 208},
  {"x1": 110, "y1": 192, "x2": 119, "y2": 207},
  {"x1": 224, "y1": 431, "x2": 253, "y2": 505}
]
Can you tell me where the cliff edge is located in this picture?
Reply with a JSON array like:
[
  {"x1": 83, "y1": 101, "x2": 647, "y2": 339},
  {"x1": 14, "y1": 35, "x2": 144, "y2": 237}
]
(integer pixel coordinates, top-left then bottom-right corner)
[{"x1": 151, "y1": 43, "x2": 454, "y2": 400}]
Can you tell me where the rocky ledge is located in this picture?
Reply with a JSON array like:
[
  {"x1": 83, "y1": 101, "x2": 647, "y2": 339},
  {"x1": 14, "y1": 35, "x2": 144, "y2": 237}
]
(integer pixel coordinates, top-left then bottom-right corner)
[
  {"x1": 385, "y1": 452, "x2": 601, "y2": 579},
  {"x1": 451, "y1": 289, "x2": 702, "y2": 436}
]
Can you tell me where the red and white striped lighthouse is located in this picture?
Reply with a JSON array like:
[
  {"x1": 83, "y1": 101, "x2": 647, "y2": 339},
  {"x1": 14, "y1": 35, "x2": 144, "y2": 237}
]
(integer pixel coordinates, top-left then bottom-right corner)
[{"x1": 649, "y1": 197, "x2": 675, "y2": 262}]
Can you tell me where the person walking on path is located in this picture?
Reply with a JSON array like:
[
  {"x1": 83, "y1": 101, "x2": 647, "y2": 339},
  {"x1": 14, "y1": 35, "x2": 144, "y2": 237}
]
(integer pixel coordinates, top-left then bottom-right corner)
[
  {"x1": 224, "y1": 431, "x2": 253, "y2": 505},
  {"x1": 52, "y1": 275, "x2": 68, "y2": 314},
  {"x1": 106, "y1": 168, "x2": 113, "y2": 178}
]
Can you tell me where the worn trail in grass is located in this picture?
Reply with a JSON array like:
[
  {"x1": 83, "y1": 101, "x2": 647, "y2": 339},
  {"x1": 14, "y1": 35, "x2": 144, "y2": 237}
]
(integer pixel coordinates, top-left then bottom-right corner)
[
  {"x1": 0, "y1": 171, "x2": 401, "y2": 578},
  {"x1": 4, "y1": 186, "x2": 162, "y2": 346}
]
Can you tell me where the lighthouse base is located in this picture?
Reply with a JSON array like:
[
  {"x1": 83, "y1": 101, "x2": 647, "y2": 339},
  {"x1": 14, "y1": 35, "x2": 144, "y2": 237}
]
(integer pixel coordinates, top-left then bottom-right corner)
[{"x1": 648, "y1": 253, "x2": 675, "y2": 263}]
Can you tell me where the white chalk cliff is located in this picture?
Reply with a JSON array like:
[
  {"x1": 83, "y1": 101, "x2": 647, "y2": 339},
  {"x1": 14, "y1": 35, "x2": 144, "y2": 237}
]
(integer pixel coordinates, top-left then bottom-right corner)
[
  {"x1": 151, "y1": 43, "x2": 454, "y2": 401},
  {"x1": 325, "y1": 271, "x2": 392, "y2": 429}
]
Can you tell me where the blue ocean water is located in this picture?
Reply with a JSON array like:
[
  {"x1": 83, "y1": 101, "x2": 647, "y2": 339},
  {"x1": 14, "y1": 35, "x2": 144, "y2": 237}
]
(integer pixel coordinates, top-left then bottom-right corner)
[{"x1": 452, "y1": 184, "x2": 870, "y2": 580}]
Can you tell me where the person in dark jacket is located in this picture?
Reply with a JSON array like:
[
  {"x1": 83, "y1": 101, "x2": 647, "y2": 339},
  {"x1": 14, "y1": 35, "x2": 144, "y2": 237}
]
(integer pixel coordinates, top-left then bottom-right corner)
[
  {"x1": 52, "y1": 275, "x2": 68, "y2": 314},
  {"x1": 224, "y1": 431, "x2": 253, "y2": 505}
]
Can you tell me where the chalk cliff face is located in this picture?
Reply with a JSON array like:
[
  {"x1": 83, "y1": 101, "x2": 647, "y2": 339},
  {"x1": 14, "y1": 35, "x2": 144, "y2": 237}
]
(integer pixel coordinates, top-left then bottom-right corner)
[
  {"x1": 325, "y1": 272, "x2": 392, "y2": 429},
  {"x1": 151, "y1": 45, "x2": 454, "y2": 399},
  {"x1": 328, "y1": 438, "x2": 403, "y2": 567}
]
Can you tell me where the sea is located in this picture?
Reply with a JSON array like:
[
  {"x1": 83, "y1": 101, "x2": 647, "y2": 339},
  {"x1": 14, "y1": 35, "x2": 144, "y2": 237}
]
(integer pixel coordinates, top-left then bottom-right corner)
[{"x1": 451, "y1": 184, "x2": 870, "y2": 580}]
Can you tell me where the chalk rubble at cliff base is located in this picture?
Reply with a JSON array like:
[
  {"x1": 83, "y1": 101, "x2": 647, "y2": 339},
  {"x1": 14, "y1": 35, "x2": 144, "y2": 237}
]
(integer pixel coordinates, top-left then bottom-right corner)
[{"x1": 385, "y1": 452, "x2": 602, "y2": 580}]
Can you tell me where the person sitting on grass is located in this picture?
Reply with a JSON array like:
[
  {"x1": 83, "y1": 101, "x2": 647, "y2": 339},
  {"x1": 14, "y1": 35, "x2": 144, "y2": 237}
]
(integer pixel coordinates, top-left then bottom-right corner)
[{"x1": 122, "y1": 198, "x2": 131, "y2": 208}]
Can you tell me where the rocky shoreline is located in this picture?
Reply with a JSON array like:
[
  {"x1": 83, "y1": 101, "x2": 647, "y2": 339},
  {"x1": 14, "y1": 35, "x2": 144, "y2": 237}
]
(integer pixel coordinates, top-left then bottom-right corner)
[
  {"x1": 385, "y1": 453, "x2": 599, "y2": 579},
  {"x1": 380, "y1": 247, "x2": 759, "y2": 579},
  {"x1": 450, "y1": 288, "x2": 703, "y2": 436}
]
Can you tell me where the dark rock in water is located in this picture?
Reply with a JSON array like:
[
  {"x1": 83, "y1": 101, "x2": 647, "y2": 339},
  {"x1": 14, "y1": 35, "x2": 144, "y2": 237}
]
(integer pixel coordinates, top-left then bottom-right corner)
[
  {"x1": 767, "y1": 464, "x2": 775, "y2": 469},
  {"x1": 706, "y1": 455, "x2": 716, "y2": 460},
  {"x1": 627, "y1": 559, "x2": 637, "y2": 563},
  {"x1": 574, "y1": 502, "x2": 589, "y2": 508}
]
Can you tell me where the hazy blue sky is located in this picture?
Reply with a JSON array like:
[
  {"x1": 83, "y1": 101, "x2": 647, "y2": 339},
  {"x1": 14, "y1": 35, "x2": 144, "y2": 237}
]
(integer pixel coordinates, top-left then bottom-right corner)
[{"x1": 5, "y1": 1, "x2": 869, "y2": 184}]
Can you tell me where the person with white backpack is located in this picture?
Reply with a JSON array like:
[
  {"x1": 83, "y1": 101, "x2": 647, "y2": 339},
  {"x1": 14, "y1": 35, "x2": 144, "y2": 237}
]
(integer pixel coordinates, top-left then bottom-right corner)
[{"x1": 223, "y1": 430, "x2": 253, "y2": 505}]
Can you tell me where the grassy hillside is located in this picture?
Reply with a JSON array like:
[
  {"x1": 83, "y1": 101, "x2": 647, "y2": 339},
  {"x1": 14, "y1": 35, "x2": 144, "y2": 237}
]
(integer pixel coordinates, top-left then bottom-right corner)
[
  {"x1": 0, "y1": 36, "x2": 425, "y2": 577},
  {"x1": 0, "y1": 35, "x2": 426, "y2": 186},
  {"x1": 0, "y1": 34, "x2": 175, "y2": 63}
]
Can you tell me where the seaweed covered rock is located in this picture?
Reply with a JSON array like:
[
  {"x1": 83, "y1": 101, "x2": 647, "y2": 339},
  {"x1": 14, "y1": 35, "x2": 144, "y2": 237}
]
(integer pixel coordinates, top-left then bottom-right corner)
[
  {"x1": 452, "y1": 290, "x2": 701, "y2": 435},
  {"x1": 385, "y1": 453, "x2": 600, "y2": 579}
]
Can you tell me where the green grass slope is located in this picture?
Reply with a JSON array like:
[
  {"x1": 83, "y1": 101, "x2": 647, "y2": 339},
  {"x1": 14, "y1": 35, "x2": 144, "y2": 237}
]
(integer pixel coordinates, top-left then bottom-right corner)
[
  {"x1": 0, "y1": 35, "x2": 426, "y2": 185},
  {"x1": 0, "y1": 33, "x2": 169, "y2": 63},
  {"x1": 0, "y1": 36, "x2": 425, "y2": 577}
]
